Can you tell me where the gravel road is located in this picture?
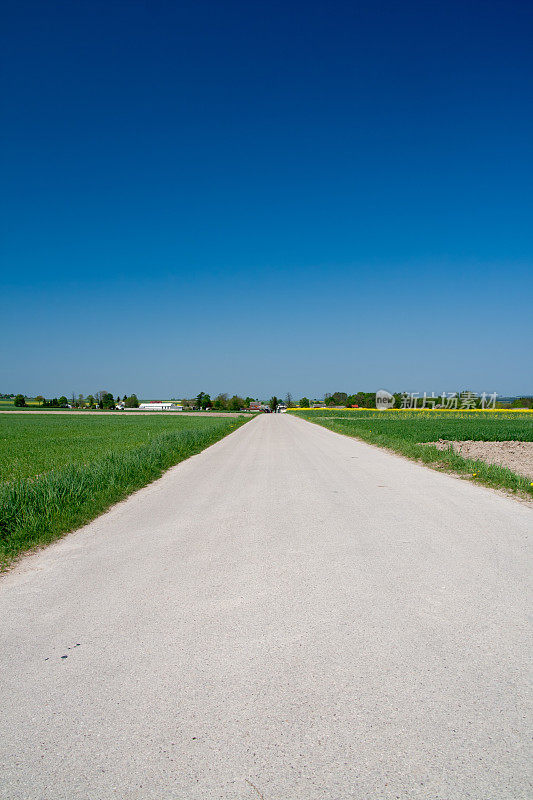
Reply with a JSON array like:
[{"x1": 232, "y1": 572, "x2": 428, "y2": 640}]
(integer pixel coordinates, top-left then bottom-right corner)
[{"x1": 0, "y1": 413, "x2": 531, "y2": 799}]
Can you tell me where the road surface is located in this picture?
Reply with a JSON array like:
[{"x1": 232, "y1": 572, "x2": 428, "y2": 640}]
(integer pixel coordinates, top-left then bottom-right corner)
[{"x1": 1, "y1": 413, "x2": 531, "y2": 799}]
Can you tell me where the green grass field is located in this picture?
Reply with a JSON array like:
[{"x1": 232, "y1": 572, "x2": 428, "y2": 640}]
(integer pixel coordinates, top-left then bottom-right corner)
[
  {"x1": 0, "y1": 414, "x2": 242, "y2": 481},
  {"x1": 0, "y1": 414, "x2": 250, "y2": 568},
  {"x1": 0, "y1": 399, "x2": 42, "y2": 411},
  {"x1": 290, "y1": 409, "x2": 533, "y2": 496}
]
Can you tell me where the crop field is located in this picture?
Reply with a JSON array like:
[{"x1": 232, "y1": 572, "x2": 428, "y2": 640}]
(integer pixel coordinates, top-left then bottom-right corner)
[
  {"x1": 291, "y1": 409, "x2": 533, "y2": 496},
  {"x1": 0, "y1": 414, "x2": 250, "y2": 568},
  {"x1": 0, "y1": 414, "x2": 244, "y2": 481},
  {"x1": 0, "y1": 399, "x2": 42, "y2": 411}
]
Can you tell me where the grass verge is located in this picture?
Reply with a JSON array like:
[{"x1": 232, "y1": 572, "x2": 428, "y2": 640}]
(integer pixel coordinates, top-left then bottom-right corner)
[
  {"x1": 0, "y1": 417, "x2": 249, "y2": 570},
  {"x1": 290, "y1": 410, "x2": 533, "y2": 499}
]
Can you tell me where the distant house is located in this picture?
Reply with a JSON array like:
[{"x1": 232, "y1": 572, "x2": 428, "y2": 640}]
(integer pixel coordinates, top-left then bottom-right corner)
[
  {"x1": 138, "y1": 401, "x2": 183, "y2": 411},
  {"x1": 248, "y1": 401, "x2": 262, "y2": 411}
]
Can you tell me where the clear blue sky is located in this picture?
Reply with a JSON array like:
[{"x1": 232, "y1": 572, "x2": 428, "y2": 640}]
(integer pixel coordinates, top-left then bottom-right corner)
[{"x1": 1, "y1": 0, "x2": 532, "y2": 399}]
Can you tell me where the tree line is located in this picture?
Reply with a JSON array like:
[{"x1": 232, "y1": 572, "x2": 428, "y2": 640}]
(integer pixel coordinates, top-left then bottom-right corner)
[
  {"x1": 291, "y1": 392, "x2": 379, "y2": 408},
  {"x1": 11, "y1": 392, "x2": 262, "y2": 411},
  {"x1": 9, "y1": 390, "x2": 532, "y2": 411},
  {"x1": 186, "y1": 393, "x2": 257, "y2": 411},
  {"x1": 303, "y1": 392, "x2": 533, "y2": 409},
  {"x1": 13, "y1": 392, "x2": 140, "y2": 409}
]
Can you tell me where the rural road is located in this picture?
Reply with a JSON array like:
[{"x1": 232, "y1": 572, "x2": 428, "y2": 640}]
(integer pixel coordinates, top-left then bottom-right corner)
[{"x1": 1, "y1": 414, "x2": 531, "y2": 800}]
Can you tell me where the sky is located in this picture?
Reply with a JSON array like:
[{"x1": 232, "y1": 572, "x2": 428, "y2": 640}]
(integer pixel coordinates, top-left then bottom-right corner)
[{"x1": 1, "y1": 0, "x2": 532, "y2": 400}]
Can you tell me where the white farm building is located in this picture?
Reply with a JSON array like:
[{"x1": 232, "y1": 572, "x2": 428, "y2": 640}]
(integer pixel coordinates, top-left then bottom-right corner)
[{"x1": 138, "y1": 402, "x2": 183, "y2": 411}]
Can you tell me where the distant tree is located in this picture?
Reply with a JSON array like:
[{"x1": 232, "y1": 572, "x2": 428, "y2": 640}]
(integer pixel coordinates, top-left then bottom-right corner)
[
  {"x1": 96, "y1": 390, "x2": 110, "y2": 407},
  {"x1": 213, "y1": 393, "x2": 229, "y2": 410},
  {"x1": 86, "y1": 394, "x2": 95, "y2": 408},
  {"x1": 35, "y1": 395, "x2": 44, "y2": 406},
  {"x1": 58, "y1": 396, "x2": 68, "y2": 406},
  {"x1": 78, "y1": 394, "x2": 85, "y2": 407},
  {"x1": 285, "y1": 392, "x2": 294, "y2": 408},
  {"x1": 51, "y1": 397, "x2": 59, "y2": 407},
  {"x1": 102, "y1": 392, "x2": 115, "y2": 409},
  {"x1": 200, "y1": 393, "x2": 211, "y2": 410},
  {"x1": 269, "y1": 396, "x2": 279, "y2": 412},
  {"x1": 244, "y1": 397, "x2": 254, "y2": 408},
  {"x1": 348, "y1": 391, "x2": 374, "y2": 408},
  {"x1": 331, "y1": 391, "x2": 348, "y2": 406},
  {"x1": 229, "y1": 395, "x2": 244, "y2": 411},
  {"x1": 299, "y1": 397, "x2": 310, "y2": 408},
  {"x1": 125, "y1": 394, "x2": 139, "y2": 408},
  {"x1": 392, "y1": 393, "x2": 403, "y2": 409},
  {"x1": 196, "y1": 392, "x2": 206, "y2": 409},
  {"x1": 511, "y1": 397, "x2": 533, "y2": 409},
  {"x1": 14, "y1": 394, "x2": 26, "y2": 407}
]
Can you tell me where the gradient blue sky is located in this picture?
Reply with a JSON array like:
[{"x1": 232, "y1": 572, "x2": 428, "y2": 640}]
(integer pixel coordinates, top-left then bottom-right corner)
[{"x1": 2, "y1": 0, "x2": 532, "y2": 399}]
